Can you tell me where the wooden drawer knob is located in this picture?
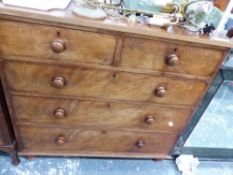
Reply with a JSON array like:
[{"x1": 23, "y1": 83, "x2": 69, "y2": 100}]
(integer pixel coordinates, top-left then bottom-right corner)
[
  {"x1": 136, "y1": 140, "x2": 145, "y2": 148},
  {"x1": 51, "y1": 39, "x2": 65, "y2": 53},
  {"x1": 145, "y1": 116, "x2": 155, "y2": 125},
  {"x1": 55, "y1": 135, "x2": 66, "y2": 146},
  {"x1": 166, "y1": 54, "x2": 179, "y2": 66},
  {"x1": 154, "y1": 86, "x2": 166, "y2": 97},
  {"x1": 52, "y1": 76, "x2": 66, "y2": 88},
  {"x1": 54, "y1": 108, "x2": 66, "y2": 119}
]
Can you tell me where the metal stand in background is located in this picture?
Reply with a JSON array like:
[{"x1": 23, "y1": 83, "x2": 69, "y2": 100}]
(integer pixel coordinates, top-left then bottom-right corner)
[
  {"x1": 172, "y1": 50, "x2": 233, "y2": 160},
  {"x1": 74, "y1": 0, "x2": 182, "y2": 26}
]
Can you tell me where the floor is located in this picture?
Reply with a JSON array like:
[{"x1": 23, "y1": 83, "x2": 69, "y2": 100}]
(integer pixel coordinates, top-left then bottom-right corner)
[
  {"x1": 1, "y1": 154, "x2": 233, "y2": 175},
  {"x1": 185, "y1": 80, "x2": 233, "y2": 148},
  {"x1": 185, "y1": 50, "x2": 233, "y2": 148}
]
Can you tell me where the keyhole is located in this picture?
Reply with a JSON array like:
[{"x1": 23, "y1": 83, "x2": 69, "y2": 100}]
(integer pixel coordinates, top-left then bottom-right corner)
[
  {"x1": 56, "y1": 31, "x2": 61, "y2": 37},
  {"x1": 112, "y1": 73, "x2": 117, "y2": 79}
]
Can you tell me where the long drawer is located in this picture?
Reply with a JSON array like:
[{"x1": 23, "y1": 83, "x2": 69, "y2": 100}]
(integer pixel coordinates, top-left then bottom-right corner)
[
  {"x1": 120, "y1": 37, "x2": 223, "y2": 77},
  {"x1": 19, "y1": 126, "x2": 178, "y2": 156},
  {"x1": 0, "y1": 20, "x2": 116, "y2": 65},
  {"x1": 3, "y1": 61, "x2": 207, "y2": 107},
  {"x1": 12, "y1": 96, "x2": 191, "y2": 133}
]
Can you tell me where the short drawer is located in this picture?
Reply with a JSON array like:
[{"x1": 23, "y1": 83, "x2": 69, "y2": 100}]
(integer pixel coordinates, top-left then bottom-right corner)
[
  {"x1": 13, "y1": 96, "x2": 191, "y2": 133},
  {"x1": 0, "y1": 20, "x2": 116, "y2": 65},
  {"x1": 4, "y1": 61, "x2": 207, "y2": 107},
  {"x1": 120, "y1": 37, "x2": 223, "y2": 77},
  {"x1": 19, "y1": 126, "x2": 178, "y2": 157}
]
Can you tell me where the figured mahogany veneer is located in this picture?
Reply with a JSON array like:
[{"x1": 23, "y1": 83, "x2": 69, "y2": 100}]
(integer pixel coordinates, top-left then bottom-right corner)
[
  {"x1": 120, "y1": 37, "x2": 223, "y2": 77},
  {"x1": 12, "y1": 96, "x2": 191, "y2": 133},
  {"x1": 4, "y1": 61, "x2": 207, "y2": 107},
  {"x1": 18, "y1": 126, "x2": 178, "y2": 157},
  {"x1": 0, "y1": 20, "x2": 224, "y2": 78},
  {"x1": 0, "y1": 20, "x2": 116, "y2": 66},
  {"x1": 0, "y1": 3, "x2": 231, "y2": 161}
]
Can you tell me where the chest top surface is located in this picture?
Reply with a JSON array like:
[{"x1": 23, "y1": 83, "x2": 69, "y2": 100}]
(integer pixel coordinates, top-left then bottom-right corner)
[{"x1": 0, "y1": 1, "x2": 232, "y2": 49}]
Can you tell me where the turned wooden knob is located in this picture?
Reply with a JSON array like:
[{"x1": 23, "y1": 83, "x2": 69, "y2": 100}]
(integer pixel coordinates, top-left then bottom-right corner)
[
  {"x1": 54, "y1": 108, "x2": 66, "y2": 119},
  {"x1": 136, "y1": 140, "x2": 145, "y2": 148},
  {"x1": 145, "y1": 116, "x2": 155, "y2": 125},
  {"x1": 55, "y1": 135, "x2": 66, "y2": 146},
  {"x1": 154, "y1": 86, "x2": 166, "y2": 97},
  {"x1": 166, "y1": 54, "x2": 179, "y2": 66},
  {"x1": 51, "y1": 39, "x2": 65, "y2": 53},
  {"x1": 52, "y1": 76, "x2": 66, "y2": 88}
]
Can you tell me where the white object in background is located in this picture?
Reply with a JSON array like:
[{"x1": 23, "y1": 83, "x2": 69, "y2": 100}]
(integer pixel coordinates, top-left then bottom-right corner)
[
  {"x1": 98, "y1": 0, "x2": 121, "y2": 5},
  {"x1": 2, "y1": 0, "x2": 72, "y2": 10},
  {"x1": 153, "y1": 0, "x2": 173, "y2": 7},
  {"x1": 175, "y1": 155, "x2": 199, "y2": 175},
  {"x1": 148, "y1": 17, "x2": 171, "y2": 26},
  {"x1": 73, "y1": 6, "x2": 107, "y2": 20},
  {"x1": 148, "y1": 15, "x2": 178, "y2": 27},
  {"x1": 128, "y1": 14, "x2": 137, "y2": 24}
]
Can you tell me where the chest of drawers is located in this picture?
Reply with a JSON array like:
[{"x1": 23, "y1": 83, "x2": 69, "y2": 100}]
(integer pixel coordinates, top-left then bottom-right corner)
[{"x1": 0, "y1": 2, "x2": 232, "y2": 161}]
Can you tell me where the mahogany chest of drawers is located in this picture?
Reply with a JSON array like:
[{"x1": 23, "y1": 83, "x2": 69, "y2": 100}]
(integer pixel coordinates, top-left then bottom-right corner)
[{"x1": 0, "y1": 2, "x2": 231, "y2": 161}]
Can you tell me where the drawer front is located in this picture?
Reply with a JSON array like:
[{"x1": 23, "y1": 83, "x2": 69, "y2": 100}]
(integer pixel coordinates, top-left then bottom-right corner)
[
  {"x1": 19, "y1": 126, "x2": 178, "y2": 156},
  {"x1": 0, "y1": 20, "x2": 116, "y2": 65},
  {"x1": 120, "y1": 37, "x2": 223, "y2": 77},
  {"x1": 13, "y1": 96, "x2": 191, "y2": 133},
  {"x1": 4, "y1": 62, "x2": 207, "y2": 107}
]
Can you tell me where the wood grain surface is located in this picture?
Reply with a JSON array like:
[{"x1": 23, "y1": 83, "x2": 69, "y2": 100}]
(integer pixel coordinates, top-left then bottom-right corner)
[
  {"x1": 12, "y1": 95, "x2": 192, "y2": 133},
  {"x1": 0, "y1": 20, "x2": 116, "y2": 66},
  {"x1": 120, "y1": 37, "x2": 224, "y2": 77},
  {"x1": 18, "y1": 126, "x2": 178, "y2": 156},
  {"x1": 0, "y1": 2, "x2": 230, "y2": 159},
  {"x1": 3, "y1": 61, "x2": 207, "y2": 107}
]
